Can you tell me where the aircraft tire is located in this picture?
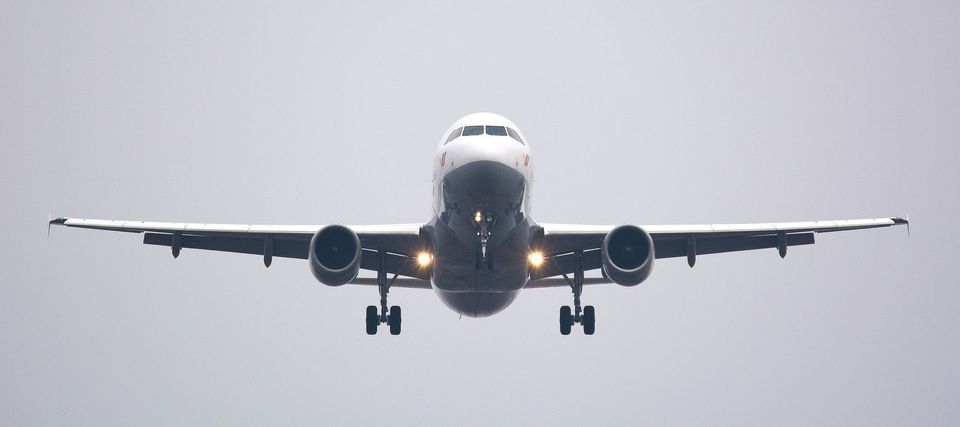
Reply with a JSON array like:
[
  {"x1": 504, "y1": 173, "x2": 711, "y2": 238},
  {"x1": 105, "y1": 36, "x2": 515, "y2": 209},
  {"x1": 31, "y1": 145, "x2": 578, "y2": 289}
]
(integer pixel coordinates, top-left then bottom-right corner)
[
  {"x1": 560, "y1": 306, "x2": 573, "y2": 335},
  {"x1": 366, "y1": 305, "x2": 378, "y2": 335},
  {"x1": 583, "y1": 305, "x2": 595, "y2": 335},
  {"x1": 389, "y1": 306, "x2": 402, "y2": 335}
]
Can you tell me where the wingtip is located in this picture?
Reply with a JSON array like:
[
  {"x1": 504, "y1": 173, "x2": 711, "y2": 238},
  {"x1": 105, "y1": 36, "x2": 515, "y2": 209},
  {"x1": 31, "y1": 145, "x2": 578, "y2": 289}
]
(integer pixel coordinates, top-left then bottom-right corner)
[
  {"x1": 48, "y1": 215, "x2": 67, "y2": 238},
  {"x1": 892, "y1": 215, "x2": 910, "y2": 237}
]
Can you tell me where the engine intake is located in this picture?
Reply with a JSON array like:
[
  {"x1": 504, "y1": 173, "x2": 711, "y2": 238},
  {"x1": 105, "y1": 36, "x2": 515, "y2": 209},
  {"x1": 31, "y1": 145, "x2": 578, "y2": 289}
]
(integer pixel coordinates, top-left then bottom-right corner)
[
  {"x1": 602, "y1": 225, "x2": 655, "y2": 286},
  {"x1": 309, "y1": 225, "x2": 361, "y2": 286}
]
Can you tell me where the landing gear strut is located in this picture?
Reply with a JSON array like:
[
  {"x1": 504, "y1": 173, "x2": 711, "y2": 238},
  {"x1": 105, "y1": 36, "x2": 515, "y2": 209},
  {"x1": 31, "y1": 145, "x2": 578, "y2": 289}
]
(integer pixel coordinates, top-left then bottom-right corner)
[
  {"x1": 366, "y1": 250, "x2": 402, "y2": 335},
  {"x1": 557, "y1": 250, "x2": 595, "y2": 335},
  {"x1": 474, "y1": 210, "x2": 495, "y2": 271}
]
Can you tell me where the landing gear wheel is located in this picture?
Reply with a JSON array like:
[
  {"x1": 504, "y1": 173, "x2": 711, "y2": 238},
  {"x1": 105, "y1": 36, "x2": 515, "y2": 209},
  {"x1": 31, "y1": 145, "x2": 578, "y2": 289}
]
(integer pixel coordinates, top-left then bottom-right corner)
[
  {"x1": 582, "y1": 305, "x2": 596, "y2": 335},
  {"x1": 559, "y1": 306, "x2": 573, "y2": 335},
  {"x1": 557, "y1": 250, "x2": 594, "y2": 335},
  {"x1": 365, "y1": 305, "x2": 378, "y2": 335},
  {"x1": 389, "y1": 305, "x2": 402, "y2": 335},
  {"x1": 367, "y1": 250, "x2": 406, "y2": 336}
]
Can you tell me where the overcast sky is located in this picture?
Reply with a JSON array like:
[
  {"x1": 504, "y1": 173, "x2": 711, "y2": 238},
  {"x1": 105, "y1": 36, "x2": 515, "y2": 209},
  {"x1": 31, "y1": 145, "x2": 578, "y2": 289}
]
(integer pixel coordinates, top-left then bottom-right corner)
[{"x1": 2, "y1": 1, "x2": 958, "y2": 425}]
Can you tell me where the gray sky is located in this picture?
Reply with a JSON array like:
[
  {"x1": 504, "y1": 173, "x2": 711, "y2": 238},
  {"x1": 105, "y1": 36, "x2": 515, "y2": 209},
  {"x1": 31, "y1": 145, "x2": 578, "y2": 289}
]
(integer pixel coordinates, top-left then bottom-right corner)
[{"x1": 2, "y1": 0, "x2": 958, "y2": 425}]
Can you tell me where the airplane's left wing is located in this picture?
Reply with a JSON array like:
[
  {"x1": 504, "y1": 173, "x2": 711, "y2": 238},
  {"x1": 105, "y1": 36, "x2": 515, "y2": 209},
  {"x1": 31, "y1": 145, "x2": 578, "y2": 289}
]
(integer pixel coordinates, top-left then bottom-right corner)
[
  {"x1": 531, "y1": 217, "x2": 909, "y2": 282},
  {"x1": 48, "y1": 217, "x2": 430, "y2": 280}
]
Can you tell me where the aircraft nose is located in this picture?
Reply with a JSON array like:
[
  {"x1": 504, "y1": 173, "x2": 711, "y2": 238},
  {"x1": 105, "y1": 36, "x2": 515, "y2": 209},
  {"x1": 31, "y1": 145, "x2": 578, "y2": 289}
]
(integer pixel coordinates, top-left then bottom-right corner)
[{"x1": 453, "y1": 136, "x2": 525, "y2": 169}]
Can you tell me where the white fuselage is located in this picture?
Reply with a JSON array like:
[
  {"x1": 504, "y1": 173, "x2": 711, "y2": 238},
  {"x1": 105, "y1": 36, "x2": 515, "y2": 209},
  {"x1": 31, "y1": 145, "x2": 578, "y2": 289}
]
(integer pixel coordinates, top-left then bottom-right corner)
[{"x1": 427, "y1": 113, "x2": 535, "y2": 317}]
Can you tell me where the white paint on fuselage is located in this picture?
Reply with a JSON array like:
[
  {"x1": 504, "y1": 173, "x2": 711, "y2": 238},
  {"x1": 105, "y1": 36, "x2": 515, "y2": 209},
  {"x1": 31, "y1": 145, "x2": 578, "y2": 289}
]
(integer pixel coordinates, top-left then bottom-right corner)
[
  {"x1": 433, "y1": 112, "x2": 533, "y2": 216},
  {"x1": 429, "y1": 113, "x2": 536, "y2": 316}
]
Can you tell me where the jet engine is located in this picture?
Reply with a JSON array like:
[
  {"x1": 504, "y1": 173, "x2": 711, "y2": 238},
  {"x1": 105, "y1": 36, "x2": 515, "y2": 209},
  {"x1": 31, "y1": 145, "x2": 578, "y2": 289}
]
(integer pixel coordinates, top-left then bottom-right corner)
[
  {"x1": 309, "y1": 225, "x2": 362, "y2": 286},
  {"x1": 601, "y1": 225, "x2": 655, "y2": 286}
]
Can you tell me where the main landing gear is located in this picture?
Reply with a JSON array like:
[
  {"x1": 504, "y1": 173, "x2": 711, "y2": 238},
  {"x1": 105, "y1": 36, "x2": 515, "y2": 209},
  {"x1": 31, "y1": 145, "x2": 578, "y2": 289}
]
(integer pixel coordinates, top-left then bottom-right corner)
[
  {"x1": 557, "y1": 250, "x2": 595, "y2": 335},
  {"x1": 366, "y1": 250, "x2": 402, "y2": 335}
]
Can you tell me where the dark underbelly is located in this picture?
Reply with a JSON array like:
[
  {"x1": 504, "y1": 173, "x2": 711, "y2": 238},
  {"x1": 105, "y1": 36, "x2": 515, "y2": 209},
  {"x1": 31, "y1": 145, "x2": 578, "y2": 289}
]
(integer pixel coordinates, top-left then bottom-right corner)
[
  {"x1": 433, "y1": 288, "x2": 521, "y2": 318},
  {"x1": 430, "y1": 160, "x2": 532, "y2": 316}
]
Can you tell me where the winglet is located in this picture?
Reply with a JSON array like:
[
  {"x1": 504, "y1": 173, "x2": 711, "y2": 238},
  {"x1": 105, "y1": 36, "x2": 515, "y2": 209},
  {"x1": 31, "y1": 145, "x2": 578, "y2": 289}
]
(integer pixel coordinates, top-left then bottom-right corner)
[
  {"x1": 48, "y1": 215, "x2": 67, "y2": 238},
  {"x1": 892, "y1": 216, "x2": 910, "y2": 237}
]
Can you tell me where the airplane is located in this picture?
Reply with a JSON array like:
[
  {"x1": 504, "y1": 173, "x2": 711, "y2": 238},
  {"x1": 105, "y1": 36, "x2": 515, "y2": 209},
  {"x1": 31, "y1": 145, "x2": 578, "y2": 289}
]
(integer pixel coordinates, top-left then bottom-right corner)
[{"x1": 49, "y1": 112, "x2": 909, "y2": 335}]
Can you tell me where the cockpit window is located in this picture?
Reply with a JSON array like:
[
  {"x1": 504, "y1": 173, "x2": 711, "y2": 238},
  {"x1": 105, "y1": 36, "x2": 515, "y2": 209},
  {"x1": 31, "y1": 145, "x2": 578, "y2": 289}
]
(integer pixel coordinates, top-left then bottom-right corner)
[
  {"x1": 452, "y1": 125, "x2": 524, "y2": 145},
  {"x1": 445, "y1": 127, "x2": 462, "y2": 144},
  {"x1": 485, "y1": 125, "x2": 508, "y2": 136},
  {"x1": 462, "y1": 125, "x2": 484, "y2": 136},
  {"x1": 506, "y1": 127, "x2": 524, "y2": 144}
]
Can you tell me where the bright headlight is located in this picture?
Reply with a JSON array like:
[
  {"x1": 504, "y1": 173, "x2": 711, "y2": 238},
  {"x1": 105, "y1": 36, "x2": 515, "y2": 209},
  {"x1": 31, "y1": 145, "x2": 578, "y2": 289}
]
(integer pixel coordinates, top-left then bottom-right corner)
[
  {"x1": 416, "y1": 251, "x2": 433, "y2": 267},
  {"x1": 528, "y1": 251, "x2": 544, "y2": 267}
]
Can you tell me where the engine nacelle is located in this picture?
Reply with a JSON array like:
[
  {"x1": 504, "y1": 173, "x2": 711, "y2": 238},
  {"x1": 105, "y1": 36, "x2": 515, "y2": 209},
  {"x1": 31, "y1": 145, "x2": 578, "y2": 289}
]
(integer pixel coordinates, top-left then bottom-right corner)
[
  {"x1": 309, "y1": 225, "x2": 362, "y2": 286},
  {"x1": 601, "y1": 225, "x2": 655, "y2": 287}
]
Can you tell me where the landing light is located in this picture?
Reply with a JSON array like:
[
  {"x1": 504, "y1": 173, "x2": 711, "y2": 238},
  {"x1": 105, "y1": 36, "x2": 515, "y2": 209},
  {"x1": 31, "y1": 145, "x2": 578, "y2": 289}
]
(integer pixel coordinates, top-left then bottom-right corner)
[
  {"x1": 474, "y1": 211, "x2": 483, "y2": 223},
  {"x1": 528, "y1": 251, "x2": 544, "y2": 268},
  {"x1": 417, "y1": 251, "x2": 433, "y2": 267}
]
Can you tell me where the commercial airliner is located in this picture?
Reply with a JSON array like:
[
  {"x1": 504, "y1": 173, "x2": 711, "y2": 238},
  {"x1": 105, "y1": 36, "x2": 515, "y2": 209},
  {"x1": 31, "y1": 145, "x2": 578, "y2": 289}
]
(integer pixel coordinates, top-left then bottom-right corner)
[{"x1": 50, "y1": 112, "x2": 908, "y2": 335}]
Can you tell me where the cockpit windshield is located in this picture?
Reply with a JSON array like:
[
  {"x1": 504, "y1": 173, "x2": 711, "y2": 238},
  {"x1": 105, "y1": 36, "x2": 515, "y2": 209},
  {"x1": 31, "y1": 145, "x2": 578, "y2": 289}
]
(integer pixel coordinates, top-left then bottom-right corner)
[
  {"x1": 462, "y1": 126, "x2": 484, "y2": 136},
  {"x1": 445, "y1": 125, "x2": 525, "y2": 145},
  {"x1": 485, "y1": 126, "x2": 507, "y2": 136}
]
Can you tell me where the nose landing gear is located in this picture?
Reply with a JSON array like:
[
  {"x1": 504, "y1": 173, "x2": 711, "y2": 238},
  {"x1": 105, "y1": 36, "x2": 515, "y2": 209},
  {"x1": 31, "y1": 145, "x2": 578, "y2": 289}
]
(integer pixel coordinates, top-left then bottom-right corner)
[
  {"x1": 366, "y1": 250, "x2": 402, "y2": 335},
  {"x1": 556, "y1": 250, "x2": 595, "y2": 335},
  {"x1": 474, "y1": 210, "x2": 496, "y2": 271}
]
